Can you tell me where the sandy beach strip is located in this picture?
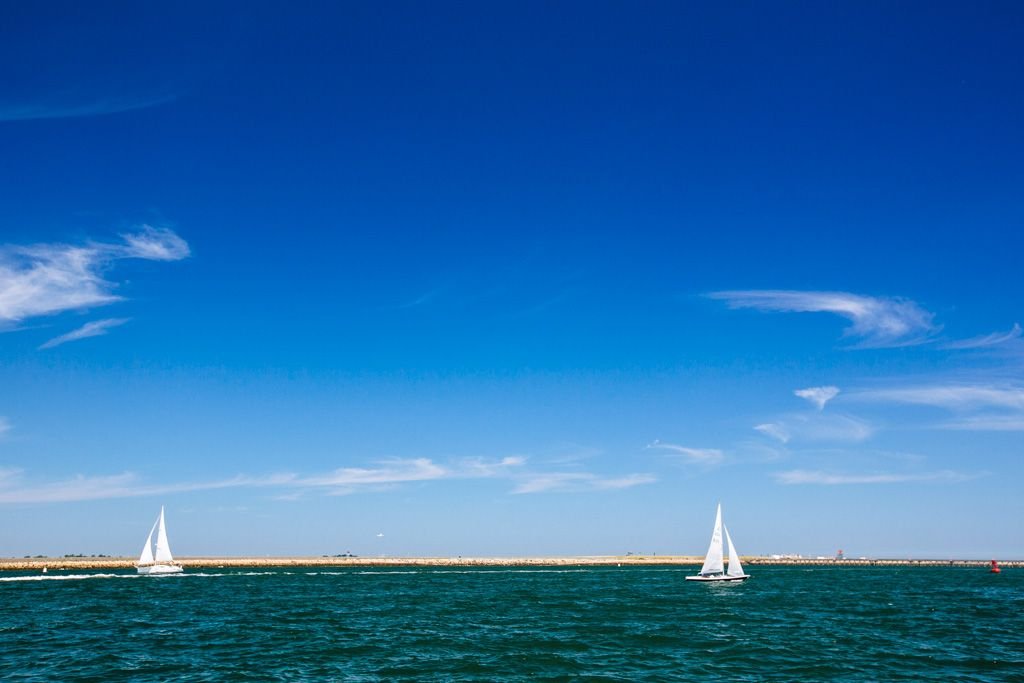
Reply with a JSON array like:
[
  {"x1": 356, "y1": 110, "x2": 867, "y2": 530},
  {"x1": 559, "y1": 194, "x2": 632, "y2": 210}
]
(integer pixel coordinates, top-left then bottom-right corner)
[{"x1": 1, "y1": 556, "x2": 1019, "y2": 571}]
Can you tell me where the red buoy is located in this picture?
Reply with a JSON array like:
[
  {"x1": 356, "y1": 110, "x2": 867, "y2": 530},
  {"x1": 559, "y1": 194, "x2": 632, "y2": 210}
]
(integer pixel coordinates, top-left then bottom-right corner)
[{"x1": 990, "y1": 559, "x2": 1001, "y2": 574}]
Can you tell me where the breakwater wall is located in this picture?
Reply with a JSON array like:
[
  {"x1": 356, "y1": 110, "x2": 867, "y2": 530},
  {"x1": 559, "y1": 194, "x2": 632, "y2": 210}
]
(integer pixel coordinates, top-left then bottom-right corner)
[{"x1": 2, "y1": 556, "x2": 1020, "y2": 571}]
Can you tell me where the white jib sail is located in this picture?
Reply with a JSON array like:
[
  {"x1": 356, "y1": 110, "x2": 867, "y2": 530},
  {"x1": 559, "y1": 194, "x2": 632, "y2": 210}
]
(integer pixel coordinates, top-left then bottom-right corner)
[
  {"x1": 154, "y1": 506, "x2": 174, "y2": 563},
  {"x1": 699, "y1": 503, "x2": 725, "y2": 575},
  {"x1": 724, "y1": 524, "x2": 744, "y2": 577},
  {"x1": 138, "y1": 519, "x2": 157, "y2": 565}
]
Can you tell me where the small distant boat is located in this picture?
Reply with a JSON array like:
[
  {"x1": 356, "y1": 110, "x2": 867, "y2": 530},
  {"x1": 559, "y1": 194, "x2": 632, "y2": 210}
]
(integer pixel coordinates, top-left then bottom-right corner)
[
  {"x1": 686, "y1": 503, "x2": 750, "y2": 582},
  {"x1": 136, "y1": 506, "x2": 183, "y2": 575}
]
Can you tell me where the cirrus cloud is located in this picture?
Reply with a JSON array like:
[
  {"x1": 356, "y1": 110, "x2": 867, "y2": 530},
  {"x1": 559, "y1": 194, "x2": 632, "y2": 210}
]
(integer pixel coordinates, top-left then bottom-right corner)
[
  {"x1": 0, "y1": 226, "x2": 189, "y2": 345},
  {"x1": 646, "y1": 440, "x2": 725, "y2": 465},
  {"x1": 774, "y1": 469, "x2": 978, "y2": 485},
  {"x1": 855, "y1": 383, "x2": 1024, "y2": 432},
  {"x1": 754, "y1": 414, "x2": 872, "y2": 444},
  {"x1": 794, "y1": 386, "x2": 840, "y2": 410},
  {"x1": 39, "y1": 318, "x2": 130, "y2": 350},
  {"x1": 942, "y1": 323, "x2": 1022, "y2": 350},
  {"x1": 0, "y1": 92, "x2": 177, "y2": 123},
  {"x1": 708, "y1": 290, "x2": 940, "y2": 348},
  {"x1": 511, "y1": 472, "x2": 656, "y2": 494},
  {"x1": 0, "y1": 455, "x2": 652, "y2": 503}
]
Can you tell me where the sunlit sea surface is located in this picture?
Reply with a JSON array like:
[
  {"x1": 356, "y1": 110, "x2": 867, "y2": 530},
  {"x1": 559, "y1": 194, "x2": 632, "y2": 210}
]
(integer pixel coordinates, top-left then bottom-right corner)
[{"x1": 2, "y1": 565, "x2": 1022, "y2": 681}]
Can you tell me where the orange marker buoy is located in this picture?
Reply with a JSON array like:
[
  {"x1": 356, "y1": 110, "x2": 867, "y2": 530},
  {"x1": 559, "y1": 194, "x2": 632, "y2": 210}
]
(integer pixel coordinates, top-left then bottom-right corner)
[{"x1": 990, "y1": 559, "x2": 1001, "y2": 574}]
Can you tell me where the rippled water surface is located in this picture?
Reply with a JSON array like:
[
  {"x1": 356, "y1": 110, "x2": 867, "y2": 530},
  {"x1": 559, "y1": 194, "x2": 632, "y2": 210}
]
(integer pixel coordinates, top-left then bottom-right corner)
[{"x1": 2, "y1": 565, "x2": 1022, "y2": 681}]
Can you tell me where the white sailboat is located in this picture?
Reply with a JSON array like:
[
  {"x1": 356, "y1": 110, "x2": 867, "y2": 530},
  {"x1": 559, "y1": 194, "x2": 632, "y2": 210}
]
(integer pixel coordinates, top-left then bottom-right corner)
[
  {"x1": 685, "y1": 503, "x2": 750, "y2": 582},
  {"x1": 136, "y1": 506, "x2": 183, "y2": 575}
]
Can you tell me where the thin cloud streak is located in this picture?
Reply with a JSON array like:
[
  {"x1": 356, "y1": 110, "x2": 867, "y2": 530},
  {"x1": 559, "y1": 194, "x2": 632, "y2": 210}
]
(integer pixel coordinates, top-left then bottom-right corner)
[
  {"x1": 646, "y1": 440, "x2": 724, "y2": 464},
  {"x1": 941, "y1": 416, "x2": 1024, "y2": 431},
  {"x1": 857, "y1": 383, "x2": 1024, "y2": 431},
  {"x1": 709, "y1": 290, "x2": 939, "y2": 348},
  {"x1": 0, "y1": 456, "x2": 651, "y2": 504},
  {"x1": 511, "y1": 472, "x2": 656, "y2": 494},
  {"x1": 754, "y1": 423, "x2": 790, "y2": 443},
  {"x1": 754, "y1": 414, "x2": 872, "y2": 443},
  {"x1": 295, "y1": 458, "x2": 447, "y2": 487},
  {"x1": 0, "y1": 92, "x2": 177, "y2": 122},
  {"x1": 942, "y1": 323, "x2": 1022, "y2": 350},
  {"x1": 858, "y1": 385, "x2": 1024, "y2": 411},
  {"x1": 0, "y1": 226, "x2": 189, "y2": 328},
  {"x1": 39, "y1": 318, "x2": 129, "y2": 349},
  {"x1": 0, "y1": 470, "x2": 290, "y2": 504},
  {"x1": 774, "y1": 469, "x2": 979, "y2": 485}
]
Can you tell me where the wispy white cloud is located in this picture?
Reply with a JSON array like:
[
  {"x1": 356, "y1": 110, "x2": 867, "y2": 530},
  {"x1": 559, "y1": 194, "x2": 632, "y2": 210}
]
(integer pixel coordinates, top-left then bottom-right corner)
[
  {"x1": 294, "y1": 458, "x2": 447, "y2": 488},
  {"x1": 754, "y1": 423, "x2": 790, "y2": 443},
  {"x1": 941, "y1": 416, "x2": 1024, "y2": 431},
  {"x1": 0, "y1": 470, "x2": 287, "y2": 505},
  {"x1": 857, "y1": 383, "x2": 1024, "y2": 432},
  {"x1": 0, "y1": 418, "x2": 10, "y2": 438},
  {"x1": 0, "y1": 461, "x2": 438, "y2": 504},
  {"x1": 511, "y1": 472, "x2": 656, "y2": 494},
  {"x1": 457, "y1": 456, "x2": 527, "y2": 477},
  {"x1": 774, "y1": 469, "x2": 978, "y2": 485},
  {"x1": 646, "y1": 440, "x2": 724, "y2": 465},
  {"x1": 38, "y1": 318, "x2": 129, "y2": 350},
  {"x1": 247, "y1": 456, "x2": 525, "y2": 496},
  {"x1": 0, "y1": 92, "x2": 177, "y2": 123},
  {"x1": 942, "y1": 323, "x2": 1022, "y2": 350},
  {"x1": 0, "y1": 226, "x2": 188, "y2": 332},
  {"x1": 118, "y1": 226, "x2": 191, "y2": 261},
  {"x1": 0, "y1": 245, "x2": 120, "y2": 322},
  {"x1": 0, "y1": 456, "x2": 649, "y2": 504},
  {"x1": 708, "y1": 290, "x2": 939, "y2": 348},
  {"x1": 859, "y1": 384, "x2": 1024, "y2": 410},
  {"x1": 794, "y1": 386, "x2": 840, "y2": 410},
  {"x1": 754, "y1": 414, "x2": 872, "y2": 443}
]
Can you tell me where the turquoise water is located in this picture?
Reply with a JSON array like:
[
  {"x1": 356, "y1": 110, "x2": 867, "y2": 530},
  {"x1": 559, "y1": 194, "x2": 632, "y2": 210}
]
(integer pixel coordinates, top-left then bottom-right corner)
[{"x1": 2, "y1": 565, "x2": 1022, "y2": 681}]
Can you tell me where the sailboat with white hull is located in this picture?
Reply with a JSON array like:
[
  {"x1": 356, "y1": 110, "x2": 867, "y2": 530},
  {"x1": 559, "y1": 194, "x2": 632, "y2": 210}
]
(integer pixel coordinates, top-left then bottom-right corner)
[
  {"x1": 686, "y1": 503, "x2": 750, "y2": 582},
  {"x1": 136, "y1": 506, "x2": 183, "y2": 575}
]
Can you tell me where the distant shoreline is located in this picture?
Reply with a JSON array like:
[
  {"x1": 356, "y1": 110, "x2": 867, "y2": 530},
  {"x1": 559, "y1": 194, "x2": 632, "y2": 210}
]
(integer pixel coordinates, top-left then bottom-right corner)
[{"x1": 1, "y1": 556, "x2": 1018, "y2": 571}]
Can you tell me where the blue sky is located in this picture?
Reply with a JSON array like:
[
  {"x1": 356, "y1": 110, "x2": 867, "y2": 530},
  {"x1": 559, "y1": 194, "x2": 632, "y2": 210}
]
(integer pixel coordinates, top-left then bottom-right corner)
[{"x1": 1, "y1": 2, "x2": 1022, "y2": 558}]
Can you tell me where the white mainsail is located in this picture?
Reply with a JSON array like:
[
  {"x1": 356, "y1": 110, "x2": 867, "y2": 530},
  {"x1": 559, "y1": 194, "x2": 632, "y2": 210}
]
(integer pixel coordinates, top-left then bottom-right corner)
[
  {"x1": 154, "y1": 506, "x2": 174, "y2": 563},
  {"x1": 725, "y1": 524, "x2": 745, "y2": 577},
  {"x1": 138, "y1": 519, "x2": 157, "y2": 565},
  {"x1": 699, "y1": 503, "x2": 725, "y2": 576}
]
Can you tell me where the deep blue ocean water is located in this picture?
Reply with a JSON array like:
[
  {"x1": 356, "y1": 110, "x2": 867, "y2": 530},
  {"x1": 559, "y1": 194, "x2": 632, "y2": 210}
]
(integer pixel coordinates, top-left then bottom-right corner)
[{"x1": 1, "y1": 565, "x2": 1022, "y2": 681}]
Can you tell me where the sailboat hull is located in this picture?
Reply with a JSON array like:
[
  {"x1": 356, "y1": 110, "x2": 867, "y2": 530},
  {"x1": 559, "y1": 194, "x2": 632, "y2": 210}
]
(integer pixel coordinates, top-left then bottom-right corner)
[
  {"x1": 137, "y1": 563, "x2": 183, "y2": 575},
  {"x1": 685, "y1": 574, "x2": 750, "y2": 582}
]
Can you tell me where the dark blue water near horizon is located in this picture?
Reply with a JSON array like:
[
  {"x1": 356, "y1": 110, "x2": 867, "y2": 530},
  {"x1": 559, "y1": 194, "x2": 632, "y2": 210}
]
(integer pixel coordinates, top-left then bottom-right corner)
[{"x1": 2, "y1": 565, "x2": 1022, "y2": 681}]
